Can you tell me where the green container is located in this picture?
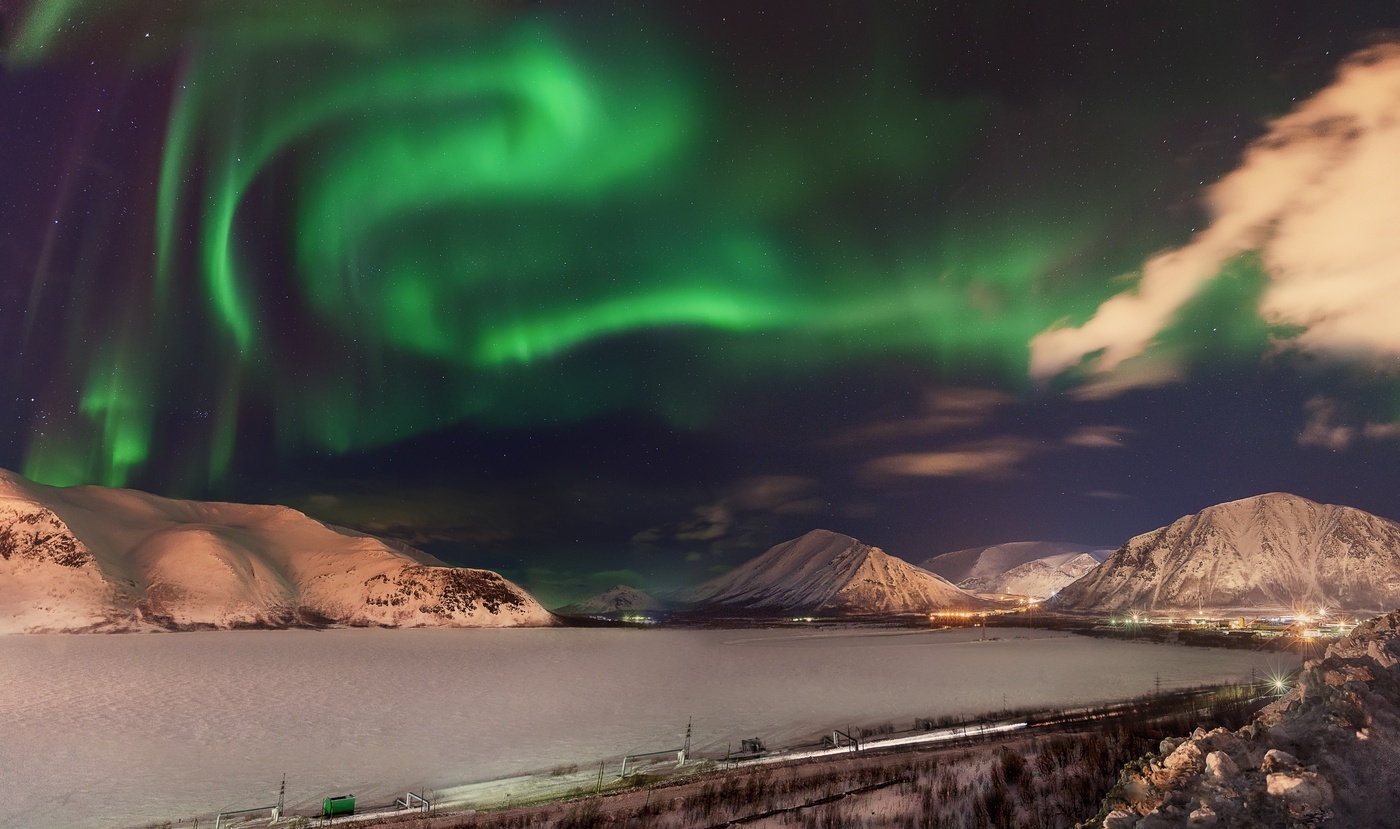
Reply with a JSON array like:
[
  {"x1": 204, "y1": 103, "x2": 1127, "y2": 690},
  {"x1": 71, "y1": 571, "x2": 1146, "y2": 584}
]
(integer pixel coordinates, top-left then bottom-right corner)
[{"x1": 322, "y1": 795, "x2": 355, "y2": 816}]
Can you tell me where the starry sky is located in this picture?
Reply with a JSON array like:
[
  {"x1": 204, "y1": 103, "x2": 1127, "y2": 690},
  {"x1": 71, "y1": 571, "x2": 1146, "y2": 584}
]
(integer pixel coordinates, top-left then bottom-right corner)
[{"x1": 4, "y1": 1, "x2": 1400, "y2": 605}]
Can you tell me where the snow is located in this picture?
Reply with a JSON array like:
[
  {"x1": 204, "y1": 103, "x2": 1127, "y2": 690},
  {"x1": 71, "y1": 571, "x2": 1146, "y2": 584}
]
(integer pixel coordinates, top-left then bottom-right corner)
[
  {"x1": 920, "y1": 541, "x2": 1111, "y2": 585},
  {"x1": 0, "y1": 627, "x2": 1297, "y2": 829},
  {"x1": 1053, "y1": 492, "x2": 1400, "y2": 612},
  {"x1": 966, "y1": 552, "x2": 1103, "y2": 599},
  {"x1": 684, "y1": 529, "x2": 982, "y2": 612}
]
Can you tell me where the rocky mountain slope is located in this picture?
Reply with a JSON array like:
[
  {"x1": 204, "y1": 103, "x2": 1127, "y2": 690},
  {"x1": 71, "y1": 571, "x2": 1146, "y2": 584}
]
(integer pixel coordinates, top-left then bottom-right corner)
[
  {"x1": 921, "y1": 541, "x2": 1109, "y2": 585},
  {"x1": 683, "y1": 529, "x2": 987, "y2": 614},
  {"x1": 1052, "y1": 493, "x2": 1400, "y2": 613},
  {"x1": 1083, "y1": 610, "x2": 1400, "y2": 828},
  {"x1": 554, "y1": 584, "x2": 662, "y2": 616},
  {"x1": 0, "y1": 469, "x2": 553, "y2": 633},
  {"x1": 965, "y1": 552, "x2": 1102, "y2": 599}
]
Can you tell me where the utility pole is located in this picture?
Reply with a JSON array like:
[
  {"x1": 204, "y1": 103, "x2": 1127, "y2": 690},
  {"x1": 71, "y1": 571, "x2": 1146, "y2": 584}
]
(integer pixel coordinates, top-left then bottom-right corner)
[{"x1": 1155, "y1": 672, "x2": 1161, "y2": 697}]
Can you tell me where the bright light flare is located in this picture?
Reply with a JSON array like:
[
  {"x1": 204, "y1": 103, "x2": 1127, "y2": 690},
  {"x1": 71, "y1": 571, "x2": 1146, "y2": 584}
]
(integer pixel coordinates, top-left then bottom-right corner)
[{"x1": 1266, "y1": 672, "x2": 1292, "y2": 696}]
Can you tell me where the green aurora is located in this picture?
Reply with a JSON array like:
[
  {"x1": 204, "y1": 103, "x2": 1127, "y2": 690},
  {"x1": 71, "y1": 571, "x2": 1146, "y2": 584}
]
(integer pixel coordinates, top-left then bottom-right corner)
[{"x1": 6, "y1": 1, "x2": 1274, "y2": 491}]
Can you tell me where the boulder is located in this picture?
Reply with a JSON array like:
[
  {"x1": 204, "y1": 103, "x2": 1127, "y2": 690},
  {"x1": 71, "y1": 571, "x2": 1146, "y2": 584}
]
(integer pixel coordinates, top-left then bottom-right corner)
[
  {"x1": 1204, "y1": 751, "x2": 1238, "y2": 781},
  {"x1": 1163, "y1": 741, "x2": 1204, "y2": 772},
  {"x1": 1260, "y1": 748, "x2": 1297, "y2": 772},
  {"x1": 1265, "y1": 772, "x2": 1332, "y2": 809},
  {"x1": 1368, "y1": 639, "x2": 1397, "y2": 668}
]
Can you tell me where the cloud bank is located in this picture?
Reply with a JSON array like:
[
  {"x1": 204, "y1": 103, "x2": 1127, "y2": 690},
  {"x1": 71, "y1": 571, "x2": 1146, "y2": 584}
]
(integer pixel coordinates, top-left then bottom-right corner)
[{"x1": 1030, "y1": 43, "x2": 1400, "y2": 386}]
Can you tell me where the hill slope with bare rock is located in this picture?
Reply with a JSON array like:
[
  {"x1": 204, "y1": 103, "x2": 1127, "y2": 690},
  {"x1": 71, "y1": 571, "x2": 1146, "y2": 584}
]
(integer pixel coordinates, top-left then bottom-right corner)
[{"x1": 0, "y1": 469, "x2": 553, "y2": 633}]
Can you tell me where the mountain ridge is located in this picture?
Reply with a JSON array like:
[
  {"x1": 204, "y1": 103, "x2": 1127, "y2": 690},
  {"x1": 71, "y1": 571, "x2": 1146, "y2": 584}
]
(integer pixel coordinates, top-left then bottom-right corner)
[{"x1": 1051, "y1": 492, "x2": 1400, "y2": 612}]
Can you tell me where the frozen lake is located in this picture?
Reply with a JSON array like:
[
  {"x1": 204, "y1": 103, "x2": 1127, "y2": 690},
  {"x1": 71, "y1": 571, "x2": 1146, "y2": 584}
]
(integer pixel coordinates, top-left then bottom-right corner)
[{"x1": 0, "y1": 627, "x2": 1298, "y2": 828}]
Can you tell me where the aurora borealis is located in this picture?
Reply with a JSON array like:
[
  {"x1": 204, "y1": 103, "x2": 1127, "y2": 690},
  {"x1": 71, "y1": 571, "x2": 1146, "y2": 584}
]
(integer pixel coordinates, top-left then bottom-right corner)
[{"x1": 5, "y1": 1, "x2": 1400, "y2": 604}]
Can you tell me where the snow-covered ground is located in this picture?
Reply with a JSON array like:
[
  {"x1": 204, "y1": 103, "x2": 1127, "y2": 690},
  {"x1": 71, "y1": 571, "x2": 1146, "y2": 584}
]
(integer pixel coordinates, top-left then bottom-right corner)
[{"x1": 0, "y1": 627, "x2": 1298, "y2": 829}]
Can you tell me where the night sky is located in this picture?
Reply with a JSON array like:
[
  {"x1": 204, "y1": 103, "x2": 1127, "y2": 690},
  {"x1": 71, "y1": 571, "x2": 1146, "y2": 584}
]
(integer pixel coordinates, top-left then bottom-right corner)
[{"x1": 5, "y1": 1, "x2": 1400, "y2": 606}]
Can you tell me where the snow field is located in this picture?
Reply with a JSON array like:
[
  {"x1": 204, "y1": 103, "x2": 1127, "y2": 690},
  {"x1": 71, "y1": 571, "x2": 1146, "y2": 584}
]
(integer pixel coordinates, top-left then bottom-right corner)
[{"x1": 0, "y1": 626, "x2": 1298, "y2": 829}]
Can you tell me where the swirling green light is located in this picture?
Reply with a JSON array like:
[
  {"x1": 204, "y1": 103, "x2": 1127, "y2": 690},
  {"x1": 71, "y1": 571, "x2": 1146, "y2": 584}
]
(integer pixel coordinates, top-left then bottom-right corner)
[{"x1": 11, "y1": 1, "x2": 1133, "y2": 488}]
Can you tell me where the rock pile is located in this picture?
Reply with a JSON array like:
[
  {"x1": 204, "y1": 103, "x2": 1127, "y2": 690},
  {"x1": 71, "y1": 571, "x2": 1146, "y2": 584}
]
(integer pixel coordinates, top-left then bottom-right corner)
[{"x1": 1082, "y1": 610, "x2": 1400, "y2": 828}]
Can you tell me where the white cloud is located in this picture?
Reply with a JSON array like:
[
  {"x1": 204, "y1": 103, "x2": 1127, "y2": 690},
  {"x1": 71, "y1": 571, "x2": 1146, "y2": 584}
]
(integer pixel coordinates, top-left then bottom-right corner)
[
  {"x1": 1068, "y1": 350, "x2": 1186, "y2": 400},
  {"x1": 829, "y1": 387, "x2": 1016, "y2": 444},
  {"x1": 1295, "y1": 396, "x2": 1400, "y2": 449},
  {"x1": 862, "y1": 437, "x2": 1043, "y2": 479},
  {"x1": 1297, "y1": 396, "x2": 1356, "y2": 450},
  {"x1": 641, "y1": 475, "x2": 820, "y2": 543},
  {"x1": 1064, "y1": 425, "x2": 1133, "y2": 449},
  {"x1": 1030, "y1": 43, "x2": 1400, "y2": 385},
  {"x1": 1363, "y1": 421, "x2": 1400, "y2": 441}
]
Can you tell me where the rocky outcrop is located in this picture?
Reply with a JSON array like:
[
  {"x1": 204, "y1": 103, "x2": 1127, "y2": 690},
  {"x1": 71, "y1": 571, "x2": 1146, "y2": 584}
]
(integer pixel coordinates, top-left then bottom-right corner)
[{"x1": 1081, "y1": 610, "x2": 1400, "y2": 828}]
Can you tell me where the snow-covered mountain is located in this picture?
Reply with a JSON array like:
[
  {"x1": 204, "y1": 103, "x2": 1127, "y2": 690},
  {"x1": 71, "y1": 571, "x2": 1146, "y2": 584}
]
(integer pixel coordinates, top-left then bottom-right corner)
[
  {"x1": 554, "y1": 584, "x2": 662, "y2": 616},
  {"x1": 920, "y1": 540, "x2": 1110, "y2": 587},
  {"x1": 683, "y1": 529, "x2": 987, "y2": 614},
  {"x1": 962, "y1": 552, "x2": 1102, "y2": 599},
  {"x1": 1052, "y1": 492, "x2": 1400, "y2": 613},
  {"x1": 0, "y1": 469, "x2": 554, "y2": 633}
]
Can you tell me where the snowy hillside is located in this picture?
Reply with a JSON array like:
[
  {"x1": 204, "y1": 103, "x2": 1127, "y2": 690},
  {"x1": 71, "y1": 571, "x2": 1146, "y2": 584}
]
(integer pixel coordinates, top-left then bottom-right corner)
[
  {"x1": 683, "y1": 529, "x2": 987, "y2": 613},
  {"x1": 1052, "y1": 492, "x2": 1400, "y2": 613},
  {"x1": 554, "y1": 584, "x2": 662, "y2": 615},
  {"x1": 0, "y1": 469, "x2": 553, "y2": 633},
  {"x1": 962, "y1": 552, "x2": 1102, "y2": 599},
  {"x1": 920, "y1": 540, "x2": 1109, "y2": 586}
]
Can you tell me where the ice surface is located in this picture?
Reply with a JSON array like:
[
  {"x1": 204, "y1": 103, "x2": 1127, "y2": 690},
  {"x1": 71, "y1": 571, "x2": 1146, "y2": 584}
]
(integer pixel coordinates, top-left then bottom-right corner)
[{"x1": 0, "y1": 627, "x2": 1298, "y2": 828}]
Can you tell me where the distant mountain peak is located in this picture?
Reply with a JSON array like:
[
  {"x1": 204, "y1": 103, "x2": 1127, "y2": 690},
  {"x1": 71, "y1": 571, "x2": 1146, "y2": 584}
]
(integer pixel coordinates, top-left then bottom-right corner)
[
  {"x1": 554, "y1": 584, "x2": 661, "y2": 615},
  {"x1": 961, "y1": 552, "x2": 1103, "y2": 600},
  {"x1": 921, "y1": 540, "x2": 1111, "y2": 587},
  {"x1": 684, "y1": 530, "x2": 985, "y2": 613}
]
